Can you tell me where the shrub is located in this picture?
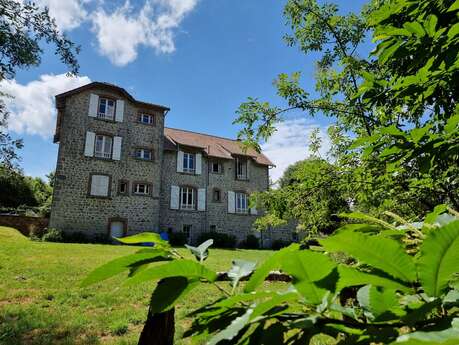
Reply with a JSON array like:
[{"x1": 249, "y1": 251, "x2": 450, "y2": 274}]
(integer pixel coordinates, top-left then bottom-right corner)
[
  {"x1": 240, "y1": 234, "x2": 260, "y2": 249},
  {"x1": 41, "y1": 228, "x2": 63, "y2": 242},
  {"x1": 271, "y1": 239, "x2": 289, "y2": 250},
  {"x1": 62, "y1": 231, "x2": 89, "y2": 243},
  {"x1": 169, "y1": 232, "x2": 188, "y2": 246},
  {"x1": 197, "y1": 231, "x2": 236, "y2": 248}
]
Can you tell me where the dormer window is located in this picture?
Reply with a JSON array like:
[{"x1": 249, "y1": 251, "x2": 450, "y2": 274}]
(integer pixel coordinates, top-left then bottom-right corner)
[
  {"x1": 98, "y1": 98, "x2": 115, "y2": 120},
  {"x1": 138, "y1": 113, "x2": 155, "y2": 125}
]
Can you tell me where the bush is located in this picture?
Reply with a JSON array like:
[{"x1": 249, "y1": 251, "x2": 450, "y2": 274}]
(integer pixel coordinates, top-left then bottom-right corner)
[
  {"x1": 169, "y1": 232, "x2": 188, "y2": 246},
  {"x1": 41, "y1": 228, "x2": 63, "y2": 242},
  {"x1": 271, "y1": 239, "x2": 289, "y2": 250},
  {"x1": 197, "y1": 231, "x2": 236, "y2": 248},
  {"x1": 240, "y1": 234, "x2": 260, "y2": 249},
  {"x1": 62, "y1": 231, "x2": 89, "y2": 243}
]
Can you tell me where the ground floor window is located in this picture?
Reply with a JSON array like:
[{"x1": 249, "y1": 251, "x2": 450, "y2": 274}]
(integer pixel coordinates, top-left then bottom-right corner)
[
  {"x1": 133, "y1": 183, "x2": 151, "y2": 195},
  {"x1": 182, "y1": 224, "x2": 192, "y2": 240}
]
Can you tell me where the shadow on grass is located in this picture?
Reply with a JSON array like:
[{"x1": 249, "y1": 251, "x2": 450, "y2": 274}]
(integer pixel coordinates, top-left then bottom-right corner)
[{"x1": 0, "y1": 308, "x2": 99, "y2": 345}]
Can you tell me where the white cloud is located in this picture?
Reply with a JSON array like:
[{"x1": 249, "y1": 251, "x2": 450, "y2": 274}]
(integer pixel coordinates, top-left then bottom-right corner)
[
  {"x1": 91, "y1": 0, "x2": 198, "y2": 66},
  {"x1": 1, "y1": 74, "x2": 91, "y2": 138},
  {"x1": 33, "y1": 0, "x2": 89, "y2": 31},
  {"x1": 262, "y1": 118, "x2": 331, "y2": 185}
]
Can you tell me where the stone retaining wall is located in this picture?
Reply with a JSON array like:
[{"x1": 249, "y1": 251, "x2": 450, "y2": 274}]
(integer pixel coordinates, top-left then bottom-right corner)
[{"x1": 0, "y1": 214, "x2": 49, "y2": 237}]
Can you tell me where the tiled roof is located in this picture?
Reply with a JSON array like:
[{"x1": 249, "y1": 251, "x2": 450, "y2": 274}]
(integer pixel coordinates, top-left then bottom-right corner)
[{"x1": 164, "y1": 127, "x2": 274, "y2": 166}]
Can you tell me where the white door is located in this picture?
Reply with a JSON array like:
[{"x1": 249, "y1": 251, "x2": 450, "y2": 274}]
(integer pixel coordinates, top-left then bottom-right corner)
[{"x1": 110, "y1": 221, "x2": 124, "y2": 238}]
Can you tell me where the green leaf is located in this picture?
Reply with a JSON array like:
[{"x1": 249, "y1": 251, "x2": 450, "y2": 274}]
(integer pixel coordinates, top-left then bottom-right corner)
[
  {"x1": 81, "y1": 250, "x2": 170, "y2": 287},
  {"x1": 228, "y1": 260, "x2": 257, "y2": 290},
  {"x1": 150, "y1": 277, "x2": 199, "y2": 313},
  {"x1": 418, "y1": 220, "x2": 459, "y2": 297},
  {"x1": 423, "y1": 15, "x2": 438, "y2": 37},
  {"x1": 244, "y1": 244, "x2": 299, "y2": 292},
  {"x1": 281, "y1": 250, "x2": 336, "y2": 304},
  {"x1": 320, "y1": 231, "x2": 416, "y2": 283},
  {"x1": 425, "y1": 204, "x2": 448, "y2": 224},
  {"x1": 448, "y1": 23, "x2": 459, "y2": 40},
  {"x1": 403, "y1": 22, "x2": 426, "y2": 37},
  {"x1": 357, "y1": 285, "x2": 404, "y2": 321},
  {"x1": 125, "y1": 259, "x2": 217, "y2": 285},
  {"x1": 379, "y1": 40, "x2": 402, "y2": 64},
  {"x1": 448, "y1": 0, "x2": 459, "y2": 12},
  {"x1": 339, "y1": 212, "x2": 398, "y2": 230},
  {"x1": 185, "y1": 239, "x2": 213, "y2": 262},
  {"x1": 393, "y1": 318, "x2": 459, "y2": 344},
  {"x1": 207, "y1": 308, "x2": 254, "y2": 345},
  {"x1": 115, "y1": 232, "x2": 170, "y2": 249},
  {"x1": 337, "y1": 266, "x2": 411, "y2": 293},
  {"x1": 250, "y1": 292, "x2": 298, "y2": 320},
  {"x1": 445, "y1": 114, "x2": 459, "y2": 134}
]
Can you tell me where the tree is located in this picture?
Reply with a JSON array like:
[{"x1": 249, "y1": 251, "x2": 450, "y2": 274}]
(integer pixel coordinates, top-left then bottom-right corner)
[
  {"x1": 0, "y1": 166, "x2": 37, "y2": 208},
  {"x1": 234, "y1": 0, "x2": 458, "y2": 218},
  {"x1": 0, "y1": 0, "x2": 80, "y2": 168}
]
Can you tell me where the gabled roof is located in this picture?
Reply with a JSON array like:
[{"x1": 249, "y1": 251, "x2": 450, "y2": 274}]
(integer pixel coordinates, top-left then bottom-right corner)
[
  {"x1": 55, "y1": 82, "x2": 170, "y2": 111},
  {"x1": 164, "y1": 127, "x2": 274, "y2": 166}
]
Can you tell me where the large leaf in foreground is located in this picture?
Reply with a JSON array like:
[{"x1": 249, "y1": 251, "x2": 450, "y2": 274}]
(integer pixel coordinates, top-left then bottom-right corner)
[
  {"x1": 228, "y1": 260, "x2": 257, "y2": 289},
  {"x1": 393, "y1": 318, "x2": 459, "y2": 344},
  {"x1": 81, "y1": 250, "x2": 169, "y2": 287},
  {"x1": 418, "y1": 220, "x2": 459, "y2": 297},
  {"x1": 125, "y1": 259, "x2": 217, "y2": 285},
  {"x1": 337, "y1": 266, "x2": 411, "y2": 293},
  {"x1": 244, "y1": 244, "x2": 299, "y2": 292},
  {"x1": 320, "y1": 231, "x2": 416, "y2": 283},
  {"x1": 281, "y1": 250, "x2": 336, "y2": 304},
  {"x1": 357, "y1": 285, "x2": 404, "y2": 321},
  {"x1": 207, "y1": 308, "x2": 253, "y2": 345},
  {"x1": 185, "y1": 239, "x2": 213, "y2": 262},
  {"x1": 149, "y1": 277, "x2": 199, "y2": 313},
  {"x1": 115, "y1": 232, "x2": 171, "y2": 250}
]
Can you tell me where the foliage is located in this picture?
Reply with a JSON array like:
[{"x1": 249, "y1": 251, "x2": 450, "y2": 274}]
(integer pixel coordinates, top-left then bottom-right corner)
[
  {"x1": 197, "y1": 231, "x2": 237, "y2": 248},
  {"x1": 169, "y1": 231, "x2": 188, "y2": 246},
  {"x1": 41, "y1": 228, "x2": 63, "y2": 242},
  {"x1": 234, "y1": 0, "x2": 459, "y2": 220},
  {"x1": 0, "y1": 0, "x2": 79, "y2": 168},
  {"x1": 240, "y1": 234, "x2": 260, "y2": 249},
  {"x1": 84, "y1": 210, "x2": 459, "y2": 344},
  {"x1": 254, "y1": 158, "x2": 349, "y2": 235},
  {"x1": 270, "y1": 239, "x2": 290, "y2": 250}
]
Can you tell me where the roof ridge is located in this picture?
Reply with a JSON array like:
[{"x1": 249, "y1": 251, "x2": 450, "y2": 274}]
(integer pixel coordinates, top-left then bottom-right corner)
[{"x1": 165, "y1": 126, "x2": 241, "y2": 143}]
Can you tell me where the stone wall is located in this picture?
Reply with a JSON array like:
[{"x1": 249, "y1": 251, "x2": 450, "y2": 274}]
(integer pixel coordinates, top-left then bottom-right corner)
[
  {"x1": 49, "y1": 87, "x2": 166, "y2": 237},
  {"x1": 0, "y1": 214, "x2": 48, "y2": 237}
]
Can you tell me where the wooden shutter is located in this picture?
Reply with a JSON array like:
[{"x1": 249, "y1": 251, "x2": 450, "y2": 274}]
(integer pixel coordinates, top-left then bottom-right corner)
[
  {"x1": 170, "y1": 185, "x2": 180, "y2": 209},
  {"x1": 112, "y1": 136, "x2": 122, "y2": 160},
  {"x1": 91, "y1": 175, "x2": 109, "y2": 196},
  {"x1": 115, "y1": 100, "x2": 124, "y2": 122},
  {"x1": 84, "y1": 131, "x2": 95, "y2": 157},
  {"x1": 197, "y1": 188, "x2": 206, "y2": 211},
  {"x1": 195, "y1": 153, "x2": 202, "y2": 175},
  {"x1": 227, "y1": 191, "x2": 235, "y2": 213},
  {"x1": 177, "y1": 151, "x2": 184, "y2": 172},
  {"x1": 88, "y1": 94, "x2": 98, "y2": 117}
]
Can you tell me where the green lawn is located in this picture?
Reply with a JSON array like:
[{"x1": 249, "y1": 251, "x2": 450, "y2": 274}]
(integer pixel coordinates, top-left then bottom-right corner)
[{"x1": 0, "y1": 226, "x2": 275, "y2": 345}]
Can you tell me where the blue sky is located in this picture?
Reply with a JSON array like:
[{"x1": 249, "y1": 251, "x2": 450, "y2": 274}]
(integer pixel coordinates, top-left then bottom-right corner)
[{"x1": 3, "y1": 0, "x2": 369, "y2": 182}]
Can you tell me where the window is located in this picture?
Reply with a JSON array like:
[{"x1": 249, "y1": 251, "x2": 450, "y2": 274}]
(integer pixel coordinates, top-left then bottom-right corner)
[
  {"x1": 138, "y1": 113, "x2": 155, "y2": 125},
  {"x1": 236, "y1": 158, "x2": 248, "y2": 180},
  {"x1": 94, "y1": 135, "x2": 113, "y2": 159},
  {"x1": 183, "y1": 153, "x2": 195, "y2": 173},
  {"x1": 133, "y1": 183, "x2": 150, "y2": 195},
  {"x1": 235, "y1": 192, "x2": 248, "y2": 214},
  {"x1": 98, "y1": 98, "x2": 115, "y2": 120},
  {"x1": 182, "y1": 224, "x2": 192, "y2": 240},
  {"x1": 210, "y1": 225, "x2": 217, "y2": 232},
  {"x1": 180, "y1": 187, "x2": 195, "y2": 210},
  {"x1": 211, "y1": 162, "x2": 222, "y2": 173},
  {"x1": 89, "y1": 174, "x2": 110, "y2": 197},
  {"x1": 118, "y1": 180, "x2": 128, "y2": 195},
  {"x1": 213, "y1": 189, "x2": 221, "y2": 202},
  {"x1": 135, "y1": 148, "x2": 153, "y2": 160}
]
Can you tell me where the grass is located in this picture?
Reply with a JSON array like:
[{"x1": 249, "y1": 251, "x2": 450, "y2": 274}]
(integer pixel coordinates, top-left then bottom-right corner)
[{"x1": 0, "y1": 226, "x2": 276, "y2": 344}]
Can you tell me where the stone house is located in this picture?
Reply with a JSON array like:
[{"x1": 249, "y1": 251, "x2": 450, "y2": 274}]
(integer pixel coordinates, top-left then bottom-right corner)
[{"x1": 49, "y1": 82, "x2": 293, "y2": 246}]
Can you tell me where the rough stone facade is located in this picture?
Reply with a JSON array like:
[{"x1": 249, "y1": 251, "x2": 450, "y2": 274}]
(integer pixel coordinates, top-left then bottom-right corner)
[{"x1": 49, "y1": 82, "x2": 295, "y2": 246}]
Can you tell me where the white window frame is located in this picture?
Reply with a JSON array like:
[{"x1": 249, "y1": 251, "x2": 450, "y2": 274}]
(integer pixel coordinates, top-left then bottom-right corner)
[
  {"x1": 135, "y1": 148, "x2": 152, "y2": 160},
  {"x1": 235, "y1": 192, "x2": 248, "y2": 214},
  {"x1": 133, "y1": 183, "x2": 150, "y2": 195},
  {"x1": 97, "y1": 98, "x2": 116, "y2": 120},
  {"x1": 94, "y1": 134, "x2": 113, "y2": 159},
  {"x1": 211, "y1": 162, "x2": 222, "y2": 173},
  {"x1": 138, "y1": 113, "x2": 154, "y2": 125},
  {"x1": 236, "y1": 158, "x2": 248, "y2": 180},
  {"x1": 180, "y1": 187, "x2": 195, "y2": 210},
  {"x1": 183, "y1": 153, "x2": 196, "y2": 173}
]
